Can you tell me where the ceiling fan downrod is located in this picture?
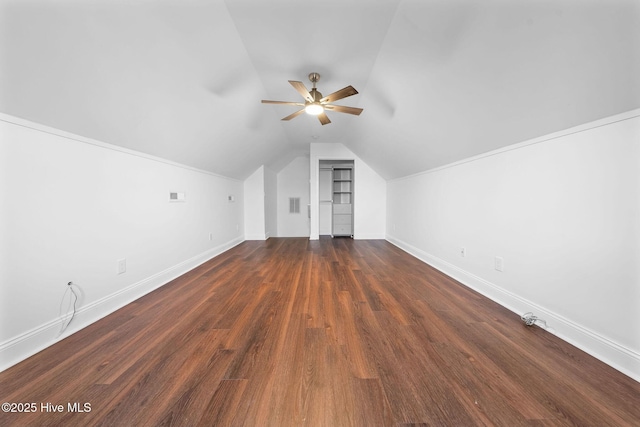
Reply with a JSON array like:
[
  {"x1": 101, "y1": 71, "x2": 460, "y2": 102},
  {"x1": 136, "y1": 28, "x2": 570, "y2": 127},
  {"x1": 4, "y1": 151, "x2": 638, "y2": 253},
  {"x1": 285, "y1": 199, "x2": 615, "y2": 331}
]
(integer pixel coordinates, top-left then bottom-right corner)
[{"x1": 308, "y1": 73, "x2": 322, "y2": 101}]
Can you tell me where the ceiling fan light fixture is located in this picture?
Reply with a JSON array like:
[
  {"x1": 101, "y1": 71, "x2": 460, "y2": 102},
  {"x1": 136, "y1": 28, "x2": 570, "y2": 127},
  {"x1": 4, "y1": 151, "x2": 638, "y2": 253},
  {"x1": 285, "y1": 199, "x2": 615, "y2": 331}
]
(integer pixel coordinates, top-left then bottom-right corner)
[
  {"x1": 262, "y1": 73, "x2": 362, "y2": 125},
  {"x1": 305, "y1": 103, "x2": 324, "y2": 116}
]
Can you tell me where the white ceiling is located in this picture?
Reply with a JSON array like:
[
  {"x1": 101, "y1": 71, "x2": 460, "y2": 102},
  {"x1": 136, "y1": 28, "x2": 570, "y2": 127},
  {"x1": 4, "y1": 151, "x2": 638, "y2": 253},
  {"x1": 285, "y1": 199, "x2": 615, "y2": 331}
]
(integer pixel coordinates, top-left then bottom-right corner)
[{"x1": 1, "y1": 0, "x2": 638, "y2": 179}]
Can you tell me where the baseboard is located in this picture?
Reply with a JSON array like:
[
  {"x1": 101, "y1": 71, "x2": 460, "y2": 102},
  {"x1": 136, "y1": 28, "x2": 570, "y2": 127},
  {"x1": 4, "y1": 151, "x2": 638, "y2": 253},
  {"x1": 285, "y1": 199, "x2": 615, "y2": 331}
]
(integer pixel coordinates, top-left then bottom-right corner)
[
  {"x1": 244, "y1": 234, "x2": 268, "y2": 241},
  {"x1": 386, "y1": 235, "x2": 640, "y2": 383},
  {"x1": 0, "y1": 236, "x2": 244, "y2": 373},
  {"x1": 354, "y1": 233, "x2": 386, "y2": 240}
]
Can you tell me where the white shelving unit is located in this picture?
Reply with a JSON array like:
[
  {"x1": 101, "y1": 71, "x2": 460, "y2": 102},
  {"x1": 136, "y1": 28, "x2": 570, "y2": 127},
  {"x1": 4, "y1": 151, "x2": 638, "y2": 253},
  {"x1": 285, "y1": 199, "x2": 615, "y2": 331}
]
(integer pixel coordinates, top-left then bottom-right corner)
[{"x1": 332, "y1": 166, "x2": 353, "y2": 237}]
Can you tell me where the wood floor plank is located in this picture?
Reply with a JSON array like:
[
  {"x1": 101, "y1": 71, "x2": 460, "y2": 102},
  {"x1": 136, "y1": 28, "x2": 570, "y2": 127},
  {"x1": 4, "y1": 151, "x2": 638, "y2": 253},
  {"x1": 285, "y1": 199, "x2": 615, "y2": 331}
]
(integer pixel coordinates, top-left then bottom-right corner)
[
  {"x1": 350, "y1": 377, "x2": 395, "y2": 427},
  {"x1": 222, "y1": 288, "x2": 282, "y2": 379},
  {"x1": 261, "y1": 314, "x2": 307, "y2": 427},
  {"x1": 196, "y1": 379, "x2": 248, "y2": 426},
  {"x1": 336, "y1": 291, "x2": 378, "y2": 379},
  {"x1": 149, "y1": 347, "x2": 236, "y2": 427},
  {"x1": 373, "y1": 310, "x2": 479, "y2": 425},
  {"x1": 1, "y1": 237, "x2": 639, "y2": 427}
]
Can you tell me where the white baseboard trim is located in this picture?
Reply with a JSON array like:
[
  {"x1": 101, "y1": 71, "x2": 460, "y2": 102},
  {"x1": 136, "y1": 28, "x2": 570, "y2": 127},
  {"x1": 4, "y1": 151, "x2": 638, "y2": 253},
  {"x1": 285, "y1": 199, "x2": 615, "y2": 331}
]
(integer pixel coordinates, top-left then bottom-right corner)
[
  {"x1": 0, "y1": 237, "x2": 244, "y2": 373},
  {"x1": 354, "y1": 233, "x2": 386, "y2": 240},
  {"x1": 386, "y1": 235, "x2": 640, "y2": 383},
  {"x1": 244, "y1": 234, "x2": 268, "y2": 241}
]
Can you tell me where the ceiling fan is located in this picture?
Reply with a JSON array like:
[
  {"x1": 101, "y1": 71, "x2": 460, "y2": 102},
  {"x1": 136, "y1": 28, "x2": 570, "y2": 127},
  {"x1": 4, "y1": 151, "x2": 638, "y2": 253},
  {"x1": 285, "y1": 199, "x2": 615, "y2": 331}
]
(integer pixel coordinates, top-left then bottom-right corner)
[{"x1": 261, "y1": 72, "x2": 363, "y2": 125}]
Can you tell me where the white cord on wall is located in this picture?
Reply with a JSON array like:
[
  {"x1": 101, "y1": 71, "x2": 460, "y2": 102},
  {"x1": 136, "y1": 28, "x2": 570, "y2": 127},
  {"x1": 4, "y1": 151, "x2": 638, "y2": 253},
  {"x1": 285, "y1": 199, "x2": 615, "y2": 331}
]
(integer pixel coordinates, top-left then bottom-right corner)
[{"x1": 58, "y1": 281, "x2": 79, "y2": 336}]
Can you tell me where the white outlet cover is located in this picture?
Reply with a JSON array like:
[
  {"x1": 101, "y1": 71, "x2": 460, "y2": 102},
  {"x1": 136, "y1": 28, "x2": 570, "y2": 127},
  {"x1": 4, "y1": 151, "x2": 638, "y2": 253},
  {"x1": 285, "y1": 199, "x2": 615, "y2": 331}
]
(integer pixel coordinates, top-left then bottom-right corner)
[
  {"x1": 117, "y1": 258, "x2": 127, "y2": 275},
  {"x1": 495, "y1": 256, "x2": 504, "y2": 272}
]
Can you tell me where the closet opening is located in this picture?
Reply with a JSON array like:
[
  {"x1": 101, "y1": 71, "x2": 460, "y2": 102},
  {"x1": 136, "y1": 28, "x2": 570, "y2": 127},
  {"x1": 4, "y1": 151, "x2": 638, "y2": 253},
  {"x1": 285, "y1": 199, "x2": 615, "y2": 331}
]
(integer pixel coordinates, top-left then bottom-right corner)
[{"x1": 319, "y1": 160, "x2": 354, "y2": 238}]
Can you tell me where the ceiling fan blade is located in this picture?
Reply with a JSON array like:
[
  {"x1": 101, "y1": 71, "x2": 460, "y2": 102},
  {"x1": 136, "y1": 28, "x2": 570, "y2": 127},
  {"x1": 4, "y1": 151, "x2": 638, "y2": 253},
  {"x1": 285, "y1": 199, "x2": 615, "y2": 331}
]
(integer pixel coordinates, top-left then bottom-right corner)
[
  {"x1": 262, "y1": 100, "x2": 305, "y2": 106},
  {"x1": 324, "y1": 105, "x2": 363, "y2": 116},
  {"x1": 320, "y1": 85, "x2": 358, "y2": 103},
  {"x1": 317, "y1": 111, "x2": 331, "y2": 125},
  {"x1": 289, "y1": 80, "x2": 314, "y2": 103},
  {"x1": 281, "y1": 109, "x2": 306, "y2": 121}
]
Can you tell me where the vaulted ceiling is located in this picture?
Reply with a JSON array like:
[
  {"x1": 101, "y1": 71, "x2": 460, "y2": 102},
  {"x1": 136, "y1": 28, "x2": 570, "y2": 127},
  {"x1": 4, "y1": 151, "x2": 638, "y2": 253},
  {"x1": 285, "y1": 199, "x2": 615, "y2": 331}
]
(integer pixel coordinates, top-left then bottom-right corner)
[{"x1": 1, "y1": 0, "x2": 638, "y2": 180}]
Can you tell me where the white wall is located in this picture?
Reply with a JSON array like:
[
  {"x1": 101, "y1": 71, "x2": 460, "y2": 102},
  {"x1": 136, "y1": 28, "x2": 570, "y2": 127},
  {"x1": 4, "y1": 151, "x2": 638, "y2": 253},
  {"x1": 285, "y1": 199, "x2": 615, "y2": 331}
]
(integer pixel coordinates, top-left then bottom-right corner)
[
  {"x1": 264, "y1": 166, "x2": 277, "y2": 239},
  {"x1": 277, "y1": 156, "x2": 310, "y2": 237},
  {"x1": 319, "y1": 167, "x2": 332, "y2": 235},
  {"x1": 243, "y1": 165, "x2": 276, "y2": 240},
  {"x1": 310, "y1": 143, "x2": 386, "y2": 240},
  {"x1": 386, "y1": 110, "x2": 640, "y2": 381},
  {"x1": 243, "y1": 166, "x2": 266, "y2": 240},
  {"x1": 0, "y1": 114, "x2": 244, "y2": 371}
]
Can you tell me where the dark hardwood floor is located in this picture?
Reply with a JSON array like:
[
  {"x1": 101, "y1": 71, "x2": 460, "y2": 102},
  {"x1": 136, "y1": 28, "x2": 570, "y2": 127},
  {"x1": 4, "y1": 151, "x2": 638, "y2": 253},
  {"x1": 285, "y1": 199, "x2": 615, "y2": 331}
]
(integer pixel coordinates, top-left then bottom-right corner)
[{"x1": 1, "y1": 238, "x2": 639, "y2": 426}]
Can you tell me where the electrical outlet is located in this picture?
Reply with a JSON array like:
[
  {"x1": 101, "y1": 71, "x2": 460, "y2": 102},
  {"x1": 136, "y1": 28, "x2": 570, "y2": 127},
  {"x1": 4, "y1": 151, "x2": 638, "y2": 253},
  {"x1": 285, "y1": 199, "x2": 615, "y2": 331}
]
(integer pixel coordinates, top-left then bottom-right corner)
[
  {"x1": 209, "y1": 232, "x2": 213, "y2": 241},
  {"x1": 460, "y1": 247, "x2": 466, "y2": 257},
  {"x1": 117, "y1": 258, "x2": 127, "y2": 275},
  {"x1": 495, "y1": 256, "x2": 504, "y2": 272}
]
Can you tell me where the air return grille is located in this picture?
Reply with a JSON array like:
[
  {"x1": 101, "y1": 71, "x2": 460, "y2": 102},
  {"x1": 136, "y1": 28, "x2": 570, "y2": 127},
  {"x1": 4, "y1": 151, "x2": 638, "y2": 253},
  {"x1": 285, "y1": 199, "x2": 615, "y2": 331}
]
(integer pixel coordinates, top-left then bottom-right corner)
[{"x1": 289, "y1": 197, "x2": 300, "y2": 214}]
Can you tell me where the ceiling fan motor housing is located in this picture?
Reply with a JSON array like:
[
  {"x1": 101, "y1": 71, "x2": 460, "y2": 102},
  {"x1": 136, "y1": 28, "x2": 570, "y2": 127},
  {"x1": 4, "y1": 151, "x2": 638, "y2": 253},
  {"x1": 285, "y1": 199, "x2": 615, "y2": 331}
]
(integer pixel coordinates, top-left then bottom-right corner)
[{"x1": 309, "y1": 88, "x2": 323, "y2": 102}]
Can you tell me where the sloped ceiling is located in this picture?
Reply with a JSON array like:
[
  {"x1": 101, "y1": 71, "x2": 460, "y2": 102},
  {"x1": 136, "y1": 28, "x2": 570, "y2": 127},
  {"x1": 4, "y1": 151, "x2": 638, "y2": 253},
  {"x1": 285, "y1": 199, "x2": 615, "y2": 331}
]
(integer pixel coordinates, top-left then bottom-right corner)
[{"x1": 1, "y1": 0, "x2": 638, "y2": 180}]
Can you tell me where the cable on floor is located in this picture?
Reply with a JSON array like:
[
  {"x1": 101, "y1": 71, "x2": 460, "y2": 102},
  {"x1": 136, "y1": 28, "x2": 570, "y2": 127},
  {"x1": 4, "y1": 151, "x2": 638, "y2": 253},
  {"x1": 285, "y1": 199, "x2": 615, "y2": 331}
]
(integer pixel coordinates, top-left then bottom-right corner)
[{"x1": 521, "y1": 312, "x2": 548, "y2": 329}]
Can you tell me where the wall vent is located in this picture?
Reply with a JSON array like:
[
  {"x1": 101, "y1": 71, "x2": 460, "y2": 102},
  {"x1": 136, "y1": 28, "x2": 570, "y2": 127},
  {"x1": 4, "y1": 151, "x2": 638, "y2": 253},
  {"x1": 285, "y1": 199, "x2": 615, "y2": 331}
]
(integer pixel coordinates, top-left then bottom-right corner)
[{"x1": 289, "y1": 197, "x2": 300, "y2": 214}]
